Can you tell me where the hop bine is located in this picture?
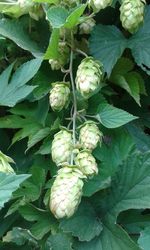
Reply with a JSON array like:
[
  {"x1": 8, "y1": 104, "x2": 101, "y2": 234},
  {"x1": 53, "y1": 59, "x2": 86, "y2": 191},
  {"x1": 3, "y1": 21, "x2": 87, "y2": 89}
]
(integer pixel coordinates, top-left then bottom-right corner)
[
  {"x1": 49, "y1": 82, "x2": 70, "y2": 112},
  {"x1": 51, "y1": 129, "x2": 73, "y2": 166},
  {"x1": 50, "y1": 166, "x2": 85, "y2": 219},
  {"x1": 75, "y1": 57, "x2": 104, "y2": 99},
  {"x1": 79, "y1": 121, "x2": 103, "y2": 151},
  {"x1": 75, "y1": 150, "x2": 98, "y2": 176},
  {"x1": 120, "y1": 0, "x2": 146, "y2": 33},
  {"x1": 88, "y1": 0, "x2": 112, "y2": 12},
  {"x1": 0, "y1": 151, "x2": 15, "y2": 174}
]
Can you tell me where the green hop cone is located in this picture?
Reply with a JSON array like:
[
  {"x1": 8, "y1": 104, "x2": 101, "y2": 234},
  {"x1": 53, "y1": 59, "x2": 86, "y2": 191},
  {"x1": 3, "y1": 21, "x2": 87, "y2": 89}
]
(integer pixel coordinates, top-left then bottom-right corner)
[
  {"x1": 0, "y1": 151, "x2": 15, "y2": 174},
  {"x1": 120, "y1": 0, "x2": 146, "y2": 33},
  {"x1": 79, "y1": 17, "x2": 95, "y2": 34},
  {"x1": 51, "y1": 129, "x2": 73, "y2": 166},
  {"x1": 49, "y1": 82, "x2": 70, "y2": 112},
  {"x1": 75, "y1": 57, "x2": 104, "y2": 99},
  {"x1": 88, "y1": 0, "x2": 112, "y2": 12},
  {"x1": 50, "y1": 166, "x2": 85, "y2": 219},
  {"x1": 75, "y1": 150, "x2": 98, "y2": 176},
  {"x1": 79, "y1": 121, "x2": 102, "y2": 151},
  {"x1": 49, "y1": 41, "x2": 70, "y2": 70}
]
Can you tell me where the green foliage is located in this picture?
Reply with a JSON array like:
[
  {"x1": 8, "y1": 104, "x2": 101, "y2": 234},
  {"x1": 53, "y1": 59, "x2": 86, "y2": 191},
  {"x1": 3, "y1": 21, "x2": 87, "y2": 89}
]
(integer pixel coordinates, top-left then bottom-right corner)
[{"x1": 0, "y1": 0, "x2": 150, "y2": 249}]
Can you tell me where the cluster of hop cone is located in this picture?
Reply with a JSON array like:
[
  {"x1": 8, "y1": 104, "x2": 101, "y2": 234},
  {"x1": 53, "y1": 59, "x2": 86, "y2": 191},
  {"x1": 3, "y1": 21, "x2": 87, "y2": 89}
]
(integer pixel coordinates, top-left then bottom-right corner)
[
  {"x1": 88, "y1": 0, "x2": 146, "y2": 34},
  {"x1": 49, "y1": 57, "x2": 103, "y2": 219}
]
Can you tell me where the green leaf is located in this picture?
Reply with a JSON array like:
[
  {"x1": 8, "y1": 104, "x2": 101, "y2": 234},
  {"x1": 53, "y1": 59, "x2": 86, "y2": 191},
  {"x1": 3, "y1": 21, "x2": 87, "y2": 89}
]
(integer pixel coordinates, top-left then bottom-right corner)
[
  {"x1": 27, "y1": 127, "x2": 51, "y2": 150},
  {"x1": 36, "y1": 136, "x2": 52, "y2": 155},
  {"x1": 45, "y1": 233, "x2": 73, "y2": 250},
  {"x1": 74, "y1": 222, "x2": 140, "y2": 250},
  {"x1": 110, "y1": 58, "x2": 144, "y2": 105},
  {"x1": 138, "y1": 226, "x2": 150, "y2": 250},
  {"x1": 3, "y1": 227, "x2": 38, "y2": 247},
  {"x1": 83, "y1": 171, "x2": 111, "y2": 197},
  {"x1": 126, "y1": 123, "x2": 150, "y2": 152},
  {"x1": 83, "y1": 129, "x2": 135, "y2": 197},
  {"x1": 60, "y1": 201, "x2": 102, "y2": 241},
  {"x1": 128, "y1": 6, "x2": 150, "y2": 75},
  {"x1": 0, "y1": 19, "x2": 43, "y2": 57},
  {"x1": 14, "y1": 166, "x2": 46, "y2": 202},
  {"x1": 44, "y1": 29, "x2": 60, "y2": 60},
  {"x1": 47, "y1": 6, "x2": 69, "y2": 28},
  {"x1": 47, "y1": 5, "x2": 86, "y2": 29},
  {"x1": 19, "y1": 204, "x2": 57, "y2": 240},
  {"x1": 95, "y1": 151, "x2": 150, "y2": 221},
  {"x1": 64, "y1": 4, "x2": 86, "y2": 29},
  {"x1": 0, "y1": 58, "x2": 42, "y2": 107},
  {"x1": 0, "y1": 173, "x2": 30, "y2": 210},
  {"x1": 89, "y1": 25, "x2": 127, "y2": 76},
  {"x1": 96, "y1": 103, "x2": 138, "y2": 128}
]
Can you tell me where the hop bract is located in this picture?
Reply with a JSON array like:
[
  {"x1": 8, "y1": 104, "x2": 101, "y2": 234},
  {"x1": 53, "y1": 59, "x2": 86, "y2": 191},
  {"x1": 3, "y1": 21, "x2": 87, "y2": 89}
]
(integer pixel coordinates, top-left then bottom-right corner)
[
  {"x1": 51, "y1": 129, "x2": 73, "y2": 166},
  {"x1": 75, "y1": 150, "x2": 98, "y2": 176},
  {"x1": 120, "y1": 0, "x2": 146, "y2": 33},
  {"x1": 79, "y1": 121, "x2": 102, "y2": 151},
  {"x1": 79, "y1": 17, "x2": 95, "y2": 34},
  {"x1": 75, "y1": 57, "x2": 103, "y2": 99},
  {"x1": 88, "y1": 0, "x2": 112, "y2": 12},
  {"x1": 0, "y1": 151, "x2": 15, "y2": 174},
  {"x1": 50, "y1": 166, "x2": 85, "y2": 219},
  {"x1": 49, "y1": 82, "x2": 70, "y2": 112}
]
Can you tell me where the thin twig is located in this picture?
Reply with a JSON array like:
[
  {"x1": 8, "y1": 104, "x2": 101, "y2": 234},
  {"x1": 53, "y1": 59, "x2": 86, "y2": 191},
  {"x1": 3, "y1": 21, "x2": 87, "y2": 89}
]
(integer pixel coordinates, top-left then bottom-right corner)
[{"x1": 69, "y1": 49, "x2": 77, "y2": 165}]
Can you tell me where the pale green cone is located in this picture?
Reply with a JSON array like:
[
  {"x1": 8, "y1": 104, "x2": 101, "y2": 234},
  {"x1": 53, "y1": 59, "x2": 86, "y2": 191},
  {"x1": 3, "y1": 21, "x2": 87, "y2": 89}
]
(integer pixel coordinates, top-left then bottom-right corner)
[
  {"x1": 51, "y1": 129, "x2": 73, "y2": 166},
  {"x1": 120, "y1": 0, "x2": 146, "y2": 33},
  {"x1": 0, "y1": 151, "x2": 15, "y2": 174},
  {"x1": 79, "y1": 17, "x2": 95, "y2": 34},
  {"x1": 75, "y1": 57, "x2": 104, "y2": 99},
  {"x1": 49, "y1": 82, "x2": 70, "y2": 112},
  {"x1": 88, "y1": 0, "x2": 112, "y2": 12},
  {"x1": 49, "y1": 41, "x2": 70, "y2": 70},
  {"x1": 75, "y1": 150, "x2": 98, "y2": 176},
  {"x1": 79, "y1": 121, "x2": 103, "y2": 151},
  {"x1": 50, "y1": 166, "x2": 85, "y2": 219}
]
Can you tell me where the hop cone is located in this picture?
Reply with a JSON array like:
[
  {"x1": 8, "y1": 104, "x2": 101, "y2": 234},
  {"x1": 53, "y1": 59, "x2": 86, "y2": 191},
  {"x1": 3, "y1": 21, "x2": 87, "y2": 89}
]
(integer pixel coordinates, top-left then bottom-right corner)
[
  {"x1": 51, "y1": 129, "x2": 73, "y2": 166},
  {"x1": 75, "y1": 150, "x2": 98, "y2": 176},
  {"x1": 120, "y1": 0, "x2": 146, "y2": 33},
  {"x1": 75, "y1": 57, "x2": 104, "y2": 98},
  {"x1": 50, "y1": 166, "x2": 85, "y2": 219},
  {"x1": 79, "y1": 17, "x2": 95, "y2": 34},
  {"x1": 89, "y1": 0, "x2": 112, "y2": 12},
  {"x1": 49, "y1": 82, "x2": 70, "y2": 112},
  {"x1": 49, "y1": 41, "x2": 70, "y2": 70},
  {"x1": 0, "y1": 151, "x2": 15, "y2": 174},
  {"x1": 79, "y1": 121, "x2": 102, "y2": 151}
]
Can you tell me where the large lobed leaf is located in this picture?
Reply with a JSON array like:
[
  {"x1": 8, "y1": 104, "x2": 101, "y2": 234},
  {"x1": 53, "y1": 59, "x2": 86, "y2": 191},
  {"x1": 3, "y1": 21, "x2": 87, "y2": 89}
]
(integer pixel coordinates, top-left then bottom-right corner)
[
  {"x1": 0, "y1": 19, "x2": 43, "y2": 57},
  {"x1": 0, "y1": 58, "x2": 42, "y2": 107},
  {"x1": 89, "y1": 25, "x2": 127, "y2": 76}
]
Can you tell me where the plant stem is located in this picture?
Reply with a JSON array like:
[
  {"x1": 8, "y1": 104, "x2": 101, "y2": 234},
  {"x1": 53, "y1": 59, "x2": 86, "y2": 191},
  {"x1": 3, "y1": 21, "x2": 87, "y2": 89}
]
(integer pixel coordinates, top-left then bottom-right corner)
[{"x1": 69, "y1": 49, "x2": 77, "y2": 165}]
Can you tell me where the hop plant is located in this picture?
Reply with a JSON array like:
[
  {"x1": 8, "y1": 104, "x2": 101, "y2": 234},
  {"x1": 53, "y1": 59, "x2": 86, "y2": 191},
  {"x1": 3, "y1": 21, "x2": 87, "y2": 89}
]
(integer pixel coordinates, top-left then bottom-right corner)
[
  {"x1": 49, "y1": 82, "x2": 70, "y2": 112},
  {"x1": 50, "y1": 166, "x2": 85, "y2": 219},
  {"x1": 120, "y1": 0, "x2": 146, "y2": 33},
  {"x1": 49, "y1": 41, "x2": 70, "y2": 70},
  {"x1": 51, "y1": 129, "x2": 73, "y2": 166},
  {"x1": 79, "y1": 17, "x2": 95, "y2": 34},
  {"x1": 88, "y1": 0, "x2": 112, "y2": 12},
  {"x1": 75, "y1": 150, "x2": 98, "y2": 176},
  {"x1": 75, "y1": 57, "x2": 104, "y2": 98},
  {"x1": 0, "y1": 151, "x2": 15, "y2": 174},
  {"x1": 79, "y1": 121, "x2": 102, "y2": 151}
]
